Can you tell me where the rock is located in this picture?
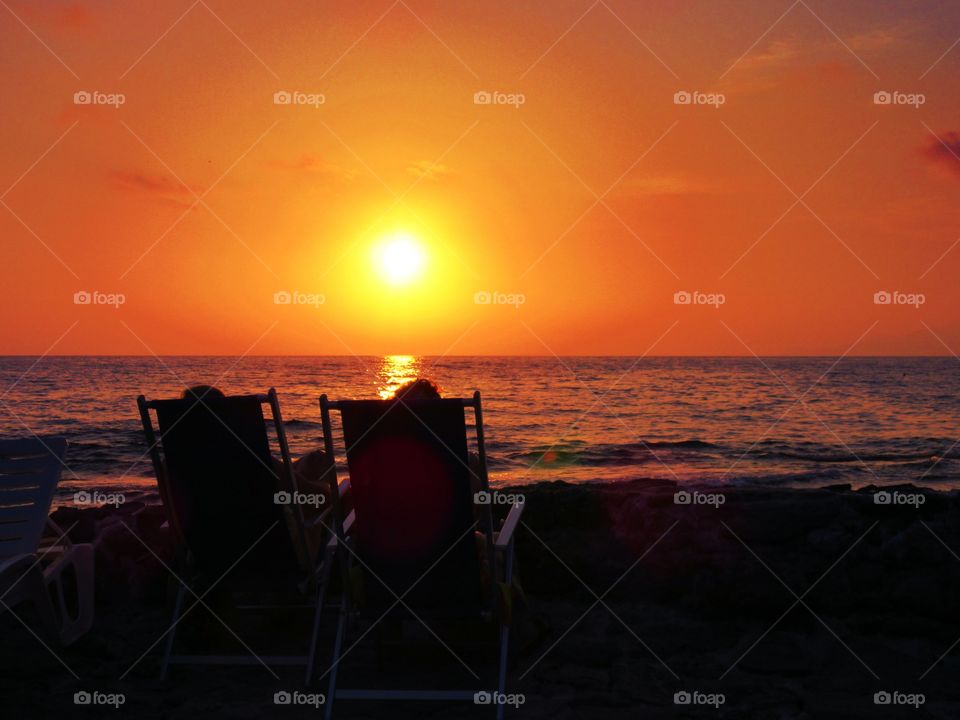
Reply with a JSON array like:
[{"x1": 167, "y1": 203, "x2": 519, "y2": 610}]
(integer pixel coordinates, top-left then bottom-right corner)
[{"x1": 554, "y1": 663, "x2": 610, "y2": 690}]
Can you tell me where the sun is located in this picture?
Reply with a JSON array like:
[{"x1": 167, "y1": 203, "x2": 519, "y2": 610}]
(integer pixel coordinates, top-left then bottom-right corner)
[{"x1": 374, "y1": 231, "x2": 426, "y2": 286}]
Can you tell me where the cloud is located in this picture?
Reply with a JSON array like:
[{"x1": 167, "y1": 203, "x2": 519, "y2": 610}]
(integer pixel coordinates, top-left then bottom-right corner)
[
  {"x1": 732, "y1": 28, "x2": 899, "y2": 76},
  {"x1": 846, "y1": 28, "x2": 899, "y2": 51},
  {"x1": 718, "y1": 38, "x2": 803, "y2": 95},
  {"x1": 268, "y1": 154, "x2": 356, "y2": 181},
  {"x1": 921, "y1": 131, "x2": 960, "y2": 178},
  {"x1": 407, "y1": 160, "x2": 452, "y2": 180},
  {"x1": 721, "y1": 32, "x2": 883, "y2": 95},
  {"x1": 109, "y1": 170, "x2": 198, "y2": 208},
  {"x1": 734, "y1": 39, "x2": 799, "y2": 73}
]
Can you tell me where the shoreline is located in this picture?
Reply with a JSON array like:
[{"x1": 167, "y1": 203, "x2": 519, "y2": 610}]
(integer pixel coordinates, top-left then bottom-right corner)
[
  {"x1": 6, "y1": 479, "x2": 957, "y2": 717},
  {"x1": 51, "y1": 473, "x2": 960, "y2": 510}
]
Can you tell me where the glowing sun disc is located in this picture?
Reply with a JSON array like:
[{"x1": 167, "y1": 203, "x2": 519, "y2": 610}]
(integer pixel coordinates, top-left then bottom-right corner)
[{"x1": 375, "y1": 232, "x2": 426, "y2": 286}]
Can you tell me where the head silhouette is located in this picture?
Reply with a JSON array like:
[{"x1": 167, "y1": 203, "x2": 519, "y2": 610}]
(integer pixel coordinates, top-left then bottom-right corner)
[
  {"x1": 392, "y1": 378, "x2": 442, "y2": 401},
  {"x1": 181, "y1": 385, "x2": 226, "y2": 401}
]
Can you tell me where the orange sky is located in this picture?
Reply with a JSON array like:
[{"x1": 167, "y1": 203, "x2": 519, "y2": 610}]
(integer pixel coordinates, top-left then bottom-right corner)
[{"x1": 2, "y1": 0, "x2": 960, "y2": 356}]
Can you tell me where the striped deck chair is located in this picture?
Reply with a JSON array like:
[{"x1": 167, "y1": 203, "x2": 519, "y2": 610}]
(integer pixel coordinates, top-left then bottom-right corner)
[{"x1": 0, "y1": 437, "x2": 94, "y2": 644}]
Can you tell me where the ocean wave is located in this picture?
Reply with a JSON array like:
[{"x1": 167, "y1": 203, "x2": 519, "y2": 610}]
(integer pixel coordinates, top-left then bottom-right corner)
[
  {"x1": 642, "y1": 439, "x2": 718, "y2": 450},
  {"x1": 723, "y1": 466, "x2": 858, "y2": 487},
  {"x1": 280, "y1": 418, "x2": 322, "y2": 428},
  {"x1": 748, "y1": 438, "x2": 960, "y2": 464},
  {"x1": 5, "y1": 357, "x2": 960, "y2": 492},
  {"x1": 504, "y1": 439, "x2": 722, "y2": 469}
]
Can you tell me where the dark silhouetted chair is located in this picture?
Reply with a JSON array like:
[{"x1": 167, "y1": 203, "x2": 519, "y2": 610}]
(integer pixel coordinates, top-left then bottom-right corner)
[
  {"x1": 318, "y1": 391, "x2": 523, "y2": 719},
  {"x1": 138, "y1": 388, "x2": 340, "y2": 681}
]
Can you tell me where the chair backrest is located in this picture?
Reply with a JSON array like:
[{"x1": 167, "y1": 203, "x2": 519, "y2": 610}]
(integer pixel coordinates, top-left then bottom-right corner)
[
  {"x1": 141, "y1": 393, "x2": 300, "y2": 581},
  {"x1": 0, "y1": 437, "x2": 66, "y2": 560},
  {"x1": 332, "y1": 398, "x2": 485, "y2": 613}
]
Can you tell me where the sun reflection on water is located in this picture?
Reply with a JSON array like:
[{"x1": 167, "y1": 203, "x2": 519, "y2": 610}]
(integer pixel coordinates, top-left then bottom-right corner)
[{"x1": 377, "y1": 355, "x2": 422, "y2": 399}]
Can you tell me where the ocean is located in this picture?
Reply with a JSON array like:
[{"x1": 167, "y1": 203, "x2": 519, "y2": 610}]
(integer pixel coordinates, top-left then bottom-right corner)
[{"x1": 1, "y1": 356, "x2": 958, "y2": 503}]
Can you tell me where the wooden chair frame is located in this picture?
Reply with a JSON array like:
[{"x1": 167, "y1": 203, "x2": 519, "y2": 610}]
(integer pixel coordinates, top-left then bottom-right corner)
[
  {"x1": 137, "y1": 388, "x2": 338, "y2": 682},
  {"x1": 318, "y1": 391, "x2": 523, "y2": 719}
]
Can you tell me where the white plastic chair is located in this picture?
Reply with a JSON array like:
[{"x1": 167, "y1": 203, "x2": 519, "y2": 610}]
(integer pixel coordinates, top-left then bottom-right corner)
[{"x1": 0, "y1": 437, "x2": 94, "y2": 645}]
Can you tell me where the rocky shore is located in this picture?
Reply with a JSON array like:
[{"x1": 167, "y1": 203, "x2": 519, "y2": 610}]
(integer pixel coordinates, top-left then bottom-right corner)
[{"x1": 4, "y1": 479, "x2": 960, "y2": 718}]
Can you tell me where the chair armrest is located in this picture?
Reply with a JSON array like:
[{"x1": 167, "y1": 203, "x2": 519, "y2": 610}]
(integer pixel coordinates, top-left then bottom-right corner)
[
  {"x1": 42, "y1": 543, "x2": 93, "y2": 582},
  {"x1": 37, "y1": 544, "x2": 69, "y2": 558},
  {"x1": 302, "y1": 506, "x2": 332, "y2": 529},
  {"x1": 494, "y1": 500, "x2": 524, "y2": 551},
  {"x1": 0, "y1": 553, "x2": 36, "y2": 579},
  {"x1": 308, "y1": 532, "x2": 340, "y2": 576},
  {"x1": 341, "y1": 509, "x2": 355, "y2": 536},
  {"x1": 42, "y1": 543, "x2": 95, "y2": 644},
  {"x1": 45, "y1": 518, "x2": 74, "y2": 547},
  {"x1": 308, "y1": 508, "x2": 353, "y2": 537}
]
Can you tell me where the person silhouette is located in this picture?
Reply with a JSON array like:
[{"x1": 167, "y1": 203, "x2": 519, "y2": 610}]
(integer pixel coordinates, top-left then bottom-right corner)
[
  {"x1": 391, "y1": 378, "x2": 442, "y2": 401},
  {"x1": 180, "y1": 385, "x2": 334, "y2": 553}
]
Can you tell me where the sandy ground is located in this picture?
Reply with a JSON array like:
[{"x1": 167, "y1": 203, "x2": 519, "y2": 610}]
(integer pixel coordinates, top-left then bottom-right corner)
[{"x1": 3, "y1": 479, "x2": 960, "y2": 719}]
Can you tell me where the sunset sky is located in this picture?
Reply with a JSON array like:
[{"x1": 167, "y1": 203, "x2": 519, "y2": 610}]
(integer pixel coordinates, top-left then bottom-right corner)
[{"x1": 2, "y1": 0, "x2": 960, "y2": 356}]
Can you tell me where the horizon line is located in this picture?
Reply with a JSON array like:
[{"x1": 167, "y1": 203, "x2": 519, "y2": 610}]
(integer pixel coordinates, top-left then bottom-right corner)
[{"x1": 0, "y1": 354, "x2": 955, "y2": 359}]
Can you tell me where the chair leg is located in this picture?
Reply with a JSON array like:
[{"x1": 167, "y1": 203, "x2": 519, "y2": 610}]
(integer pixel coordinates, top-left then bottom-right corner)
[
  {"x1": 24, "y1": 566, "x2": 59, "y2": 641},
  {"x1": 306, "y1": 565, "x2": 331, "y2": 684},
  {"x1": 496, "y1": 623, "x2": 510, "y2": 720},
  {"x1": 160, "y1": 583, "x2": 186, "y2": 680},
  {"x1": 324, "y1": 601, "x2": 349, "y2": 720},
  {"x1": 496, "y1": 543, "x2": 516, "y2": 719},
  {"x1": 375, "y1": 623, "x2": 385, "y2": 671},
  {"x1": 44, "y1": 544, "x2": 94, "y2": 645}
]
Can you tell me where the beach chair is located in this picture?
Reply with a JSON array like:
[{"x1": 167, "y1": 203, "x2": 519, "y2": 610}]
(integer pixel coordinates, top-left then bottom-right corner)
[
  {"x1": 318, "y1": 391, "x2": 523, "y2": 719},
  {"x1": 137, "y1": 388, "x2": 340, "y2": 682},
  {"x1": 0, "y1": 437, "x2": 95, "y2": 645}
]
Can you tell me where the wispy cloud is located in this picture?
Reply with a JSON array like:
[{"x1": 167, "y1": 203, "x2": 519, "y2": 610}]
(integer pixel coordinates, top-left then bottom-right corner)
[
  {"x1": 407, "y1": 160, "x2": 453, "y2": 180},
  {"x1": 109, "y1": 170, "x2": 198, "y2": 207},
  {"x1": 719, "y1": 38, "x2": 803, "y2": 95},
  {"x1": 736, "y1": 38, "x2": 800, "y2": 72},
  {"x1": 268, "y1": 154, "x2": 357, "y2": 181},
  {"x1": 846, "y1": 28, "x2": 900, "y2": 51},
  {"x1": 723, "y1": 28, "x2": 899, "y2": 96}
]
